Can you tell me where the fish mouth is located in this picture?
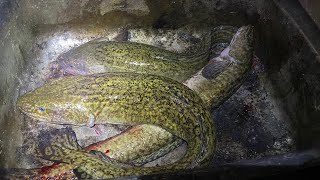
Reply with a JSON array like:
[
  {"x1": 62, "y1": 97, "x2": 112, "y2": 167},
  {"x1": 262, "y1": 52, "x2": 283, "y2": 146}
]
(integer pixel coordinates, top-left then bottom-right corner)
[{"x1": 19, "y1": 110, "x2": 47, "y2": 121}]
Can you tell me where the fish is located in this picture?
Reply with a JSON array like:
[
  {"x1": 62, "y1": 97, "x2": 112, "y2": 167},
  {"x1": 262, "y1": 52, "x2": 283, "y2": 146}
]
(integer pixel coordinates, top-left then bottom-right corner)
[
  {"x1": 2, "y1": 124, "x2": 181, "y2": 179},
  {"x1": 41, "y1": 26, "x2": 237, "y2": 167},
  {"x1": 48, "y1": 26, "x2": 237, "y2": 82},
  {"x1": 16, "y1": 25, "x2": 253, "y2": 178},
  {"x1": 18, "y1": 72, "x2": 216, "y2": 179},
  {"x1": 48, "y1": 41, "x2": 209, "y2": 83}
]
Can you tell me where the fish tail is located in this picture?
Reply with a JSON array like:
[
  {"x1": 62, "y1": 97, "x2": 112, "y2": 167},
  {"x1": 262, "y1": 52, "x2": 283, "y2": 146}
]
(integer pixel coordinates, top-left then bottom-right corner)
[{"x1": 37, "y1": 127, "x2": 82, "y2": 162}]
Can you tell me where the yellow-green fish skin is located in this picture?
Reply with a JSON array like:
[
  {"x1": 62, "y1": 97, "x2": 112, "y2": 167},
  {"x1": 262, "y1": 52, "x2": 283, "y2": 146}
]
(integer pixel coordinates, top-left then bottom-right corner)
[
  {"x1": 19, "y1": 73, "x2": 215, "y2": 178},
  {"x1": 50, "y1": 41, "x2": 210, "y2": 82},
  {"x1": 86, "y1": 124, "x2": 184, "y2": 166},
  {"x1": 49, "y1": 26, "x2": 237, "y2": 82},
  {"x1": 41, "y1": 26, "x2": 237, "y2": 167},
  {"x1": 18, "y1": 27, "x2": 252, "y2": 177}
]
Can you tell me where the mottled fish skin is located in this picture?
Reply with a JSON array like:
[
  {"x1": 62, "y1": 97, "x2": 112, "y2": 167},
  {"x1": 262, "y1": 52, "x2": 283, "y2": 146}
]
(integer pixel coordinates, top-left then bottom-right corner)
[
  {"x1": 4, "y1": 125, "x2": 179, "y2": 179},
  {"x1": 41, "y1": 26, "x2": 236, "y2": 167},
  {"x1": 8, "y1": 27, "x2": 237, "y2": 179},
  {"x1": 83, "y1": 124, "x2": 183, "y2": 167},
  {"x1": 49, "y1": 41, "x2": 209, "y2": 82},
  {"x1": 101, "y1": 26, "x2": 254, "y2": 169},
  {"x1": 48, "y1": 26, "x2": 237, "y2": 82},
  {"x1": 18, "y1": 73, "x2": 215, "y2": 178},
  {"x1": 16, "y1": 26, "x2": 253, "y2": 178}
]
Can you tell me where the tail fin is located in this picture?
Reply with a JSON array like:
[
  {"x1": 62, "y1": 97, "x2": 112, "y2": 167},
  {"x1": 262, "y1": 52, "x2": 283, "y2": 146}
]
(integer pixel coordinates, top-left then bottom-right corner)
[{"x1": 36, "y1": 127, "x2": 82, "y2": 162}]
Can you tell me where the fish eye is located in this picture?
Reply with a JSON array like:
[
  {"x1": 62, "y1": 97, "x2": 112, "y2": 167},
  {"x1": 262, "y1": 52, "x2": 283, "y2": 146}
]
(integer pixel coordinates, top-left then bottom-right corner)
[
  {"x1": 39, "y1": 107, "x2": 45, "y2": 112},
  {"x1": 70, "y1": 64, "x2": 74, "y2": 68}
]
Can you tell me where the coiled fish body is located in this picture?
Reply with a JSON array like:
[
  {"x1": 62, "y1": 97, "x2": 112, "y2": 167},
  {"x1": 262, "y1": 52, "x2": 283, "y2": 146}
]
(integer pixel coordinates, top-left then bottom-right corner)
[
  {"x1": 18, "y1": 26, "x2": 253, "y2": 177},
  {"x1": 41, "y1": 26, "x2": 238, "y2": 169},
  {"x1": 186, "y1": 25, "x2": 254, "y2": 107},
  {"x1": 19, "y1": 73, "x2": 215, "y2": 178}
]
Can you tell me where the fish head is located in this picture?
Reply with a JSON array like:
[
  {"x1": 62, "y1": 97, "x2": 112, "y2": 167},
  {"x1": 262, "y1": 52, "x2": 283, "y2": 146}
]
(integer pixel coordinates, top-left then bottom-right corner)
[
  {"x1": 17, "y1": 79, "x2": 88, "y2": 125},
  {"x1": 49, "y1": 54, "x2": 89, "y2": 78}
]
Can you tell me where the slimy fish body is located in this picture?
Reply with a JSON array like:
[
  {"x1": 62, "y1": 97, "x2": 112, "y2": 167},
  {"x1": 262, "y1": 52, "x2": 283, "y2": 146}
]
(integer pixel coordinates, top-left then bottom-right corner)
[
  {"x1": 18, "y1": 73, "x2": 215, "y2": 179},
  {"x1": 49, "y1": 26, "x2": 237, "y2": 82},
  {"x1": 49, "y1": 41, "x2": 209, "y2": 82},
  {"x1": 18, "y1": 26, "x2": 253, "y2": 177}
]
